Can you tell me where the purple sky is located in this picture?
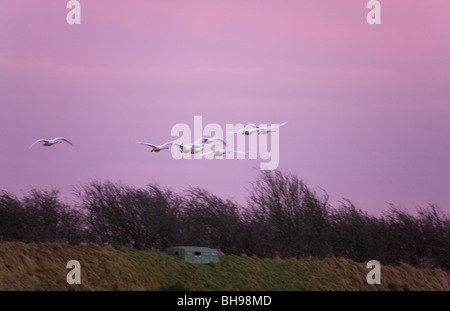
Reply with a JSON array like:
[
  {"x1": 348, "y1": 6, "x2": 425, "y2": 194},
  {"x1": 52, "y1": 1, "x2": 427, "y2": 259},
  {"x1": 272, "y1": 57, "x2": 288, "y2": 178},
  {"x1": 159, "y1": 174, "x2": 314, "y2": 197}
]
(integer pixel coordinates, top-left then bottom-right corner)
[{"x1": 1, "y1": 0, "x2": 449, "y2": 216}]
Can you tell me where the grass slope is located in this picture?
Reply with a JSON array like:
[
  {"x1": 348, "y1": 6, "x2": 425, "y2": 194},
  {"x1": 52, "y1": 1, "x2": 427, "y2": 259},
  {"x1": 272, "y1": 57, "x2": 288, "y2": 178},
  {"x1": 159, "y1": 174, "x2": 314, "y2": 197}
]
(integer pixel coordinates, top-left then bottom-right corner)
[{"x1": 0, "y1": 242, "x2": 448, "y2": 291}]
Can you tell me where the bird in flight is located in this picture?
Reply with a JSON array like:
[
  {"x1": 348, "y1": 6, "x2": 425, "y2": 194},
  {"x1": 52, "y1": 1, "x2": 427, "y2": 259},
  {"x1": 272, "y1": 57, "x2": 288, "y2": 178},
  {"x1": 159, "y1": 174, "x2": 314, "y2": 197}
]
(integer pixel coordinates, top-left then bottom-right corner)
[
  {"x1": 137, "y1": 140, "x2": 176, "y2": 152},
  {"x1": 29, "y1": 137, "x2": 73, "y2": 149},
  {"x1": 173, "y1": 143, "x2": 204, "y2": 154},
  {"x1": 193, "y1": 136, "x2": 227, "y2": 146},
  {"x1": 227, "y1": 127, "x2": 260, "y2": 136},
  {"x1": 246, "y1": 121, "x2": 288, "y2": 134},
  {"x1": 200, "y1": 149, "x2": 248, "y2": 157}
]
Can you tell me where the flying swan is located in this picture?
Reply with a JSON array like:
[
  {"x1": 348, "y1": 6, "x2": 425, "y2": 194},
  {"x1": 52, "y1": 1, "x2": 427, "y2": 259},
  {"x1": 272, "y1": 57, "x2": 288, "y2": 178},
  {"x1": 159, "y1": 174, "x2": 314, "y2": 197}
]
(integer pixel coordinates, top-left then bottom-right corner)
[
  {"x1": 193, "y1": 136, "x2": 227, "y2": 146},
  {"x1": 246, "y1": 121, "x2": 288, "y2": 134},
  {"x1": 29, "y1": 137, "x2": 73, "y2": 149},
  {"x1": 226, "y1": 127, "x2": 260, "y2": 136},
  {"x1": 200, "y1": 149, "x2": 248, "y2": 157},
  {"x1": 137, "y1": 140, "x2": 176, "y2": 152},
  {"x1": 173, "y1": 143, "x2": 204, "y2": 154}
]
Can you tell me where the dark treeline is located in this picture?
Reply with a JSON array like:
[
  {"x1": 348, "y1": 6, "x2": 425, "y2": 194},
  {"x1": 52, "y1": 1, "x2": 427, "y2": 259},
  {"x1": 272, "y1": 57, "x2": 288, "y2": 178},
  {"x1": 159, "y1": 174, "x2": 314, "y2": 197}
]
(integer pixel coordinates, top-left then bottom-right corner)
[{"x1": 0, "y1": 170, "x2": 448, "y2": 269}]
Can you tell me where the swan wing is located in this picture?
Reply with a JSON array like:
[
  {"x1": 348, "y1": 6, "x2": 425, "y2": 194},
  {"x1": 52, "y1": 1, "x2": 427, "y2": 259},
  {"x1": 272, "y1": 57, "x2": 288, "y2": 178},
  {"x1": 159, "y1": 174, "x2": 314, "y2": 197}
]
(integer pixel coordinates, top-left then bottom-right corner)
[
  {"x1": 212, "y1": 137, "x2": 226, "y2": 145},
  {"x1": 199, "y1": 150, "x2": 214, "y2": 157},
  {"x1": 225, "y1": 149, "x2": 247, "y2": 154},
  {"x1": 267, "y1": 121, "x2": 288, "y2": 130},
  {"x1": 29, "y1": 139, "x2": 48, "y2": 149},
  {"x1": 227, "y1": 128, "x2": 253, "y2": 134},
  {"x1": 54, "y1": 137, "x2": 73, "y2": 146},
  {"x1": 193, "y1": 137, "x2": 206, "y2": 145},
  {"x1": 137, "y1": 142, "x2": 158, "y2": 148},
  {"x1": 204, "y1": 137, "x2": 227, "y2": 145},
  {"x1": 246, "y1": 123, "x2": 260, "y2": 128},
  {"x1": 160, "y1": 140, "x2": 177, "y2": 147}
]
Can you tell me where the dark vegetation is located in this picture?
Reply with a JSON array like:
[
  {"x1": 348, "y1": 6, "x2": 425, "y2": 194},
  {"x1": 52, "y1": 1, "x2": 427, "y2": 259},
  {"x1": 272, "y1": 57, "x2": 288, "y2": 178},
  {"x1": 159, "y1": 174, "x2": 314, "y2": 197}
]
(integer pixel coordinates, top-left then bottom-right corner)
[
  {"x1": 1, "y1": 170, "x2": 448, "y2": 269},
  {"x1": 1, "y1": 242, "x2": 449, "y2": 291}
]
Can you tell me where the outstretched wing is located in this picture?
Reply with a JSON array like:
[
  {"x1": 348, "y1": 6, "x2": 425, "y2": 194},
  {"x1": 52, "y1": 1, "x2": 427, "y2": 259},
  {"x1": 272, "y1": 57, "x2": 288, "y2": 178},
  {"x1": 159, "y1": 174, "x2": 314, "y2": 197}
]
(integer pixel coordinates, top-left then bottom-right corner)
[
  {"x1": 227, "y1": 128, "x2": 258, "y2": 135},
  {"x1": 197, "y1": 137, "x2": 227, "y2": 145},
  {"x1": 224, "y1": 149, "x2": 248, "y2": 154},
  {"x1": 226, "y1": 129, "x2": 244, "y2": 134},
  {"x1": 160, "y1": 140, "x2": 177, "y2": 147},
  {"x1": 246, "y1": 123, "x2": 260, "y2": 128},
  {"x1": 267, "y1": 121, "x2": 288, "y2": 131},
  {"x1": 54, "y1": 137, "x2": 73, "y2": 146},
  {"x1": 210, "y1": 137, "x2": 226, "y2": 145},
  {"x1": 137, "y1": 142, "x2": 158, "y2": 149},
  {"x1": 29, "y1": 139, "x2": 48, "y2": 149},
  {"x1": 199, "y1": 150, "x2": 215, "y2": 158},
  {"x1": 172, "y1": 142, "x2": 189, "y2": 150}
]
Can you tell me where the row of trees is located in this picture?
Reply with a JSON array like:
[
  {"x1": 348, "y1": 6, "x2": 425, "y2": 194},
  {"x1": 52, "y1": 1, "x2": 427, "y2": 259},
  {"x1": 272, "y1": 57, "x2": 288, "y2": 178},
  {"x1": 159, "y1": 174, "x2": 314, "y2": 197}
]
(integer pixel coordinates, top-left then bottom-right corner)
[{"x1": 1, "y1": 170, "x2": 449, "y2": 269}]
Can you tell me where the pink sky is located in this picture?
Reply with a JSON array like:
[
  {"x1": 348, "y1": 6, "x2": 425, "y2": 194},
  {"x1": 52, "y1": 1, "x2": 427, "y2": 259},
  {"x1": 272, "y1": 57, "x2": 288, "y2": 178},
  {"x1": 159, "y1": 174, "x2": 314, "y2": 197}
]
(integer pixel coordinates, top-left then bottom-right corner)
[{"x1": 1, "y1": 0, "x2": 449, "y2": 216}]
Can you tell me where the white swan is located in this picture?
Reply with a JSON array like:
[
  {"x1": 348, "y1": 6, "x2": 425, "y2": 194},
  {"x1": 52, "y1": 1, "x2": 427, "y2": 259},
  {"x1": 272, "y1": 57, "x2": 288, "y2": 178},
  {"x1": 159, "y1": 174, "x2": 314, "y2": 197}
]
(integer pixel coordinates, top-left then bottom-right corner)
[
  {"x1": 173, "y1": 143, "x2": 204, "y2": 154},
  {"x1": 247, "y1": 121, "x2": 288, "y2": 134},
  {"x1": 137, "y1": 140, "x2": 176, "y2": 152},
  {"x1": 226, "y1": 127, "x2": 259, "y2": 136},
  {"x1": 190, "y1": 146, "x2": 204, "y2": 154},
  {"x1": 193, "y1": 136, "x2": 227, "y2": 146},
  {"x1": 200, "y1": 149, "x2": 248, "y2": 157},
  {"x1": 29, "y1": 137, "x2": 73, "y2": 149}
]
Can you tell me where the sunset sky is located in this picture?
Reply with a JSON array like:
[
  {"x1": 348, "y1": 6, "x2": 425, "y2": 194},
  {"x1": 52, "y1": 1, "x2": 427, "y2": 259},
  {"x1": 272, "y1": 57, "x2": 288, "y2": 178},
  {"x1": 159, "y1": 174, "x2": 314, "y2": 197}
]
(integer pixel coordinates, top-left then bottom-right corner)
[{"x1": 1, "y1": 0, "x2": 449, "y2": 216}]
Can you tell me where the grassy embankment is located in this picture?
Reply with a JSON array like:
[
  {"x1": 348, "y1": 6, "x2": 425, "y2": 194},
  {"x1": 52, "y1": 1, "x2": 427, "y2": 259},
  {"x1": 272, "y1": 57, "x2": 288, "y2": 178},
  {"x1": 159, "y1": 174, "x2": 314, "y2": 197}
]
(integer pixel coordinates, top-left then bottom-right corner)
[{"x1": 0, "y1": 242, "x2": 448, "y2": 291}]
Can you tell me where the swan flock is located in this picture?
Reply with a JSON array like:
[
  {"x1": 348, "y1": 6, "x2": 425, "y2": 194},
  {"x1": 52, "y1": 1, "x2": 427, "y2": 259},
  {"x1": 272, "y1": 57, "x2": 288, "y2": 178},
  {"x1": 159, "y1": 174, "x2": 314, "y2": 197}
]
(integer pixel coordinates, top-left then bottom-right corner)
[{"x1": 29, "y1": 120, "x2": 287, "y2": 170}]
